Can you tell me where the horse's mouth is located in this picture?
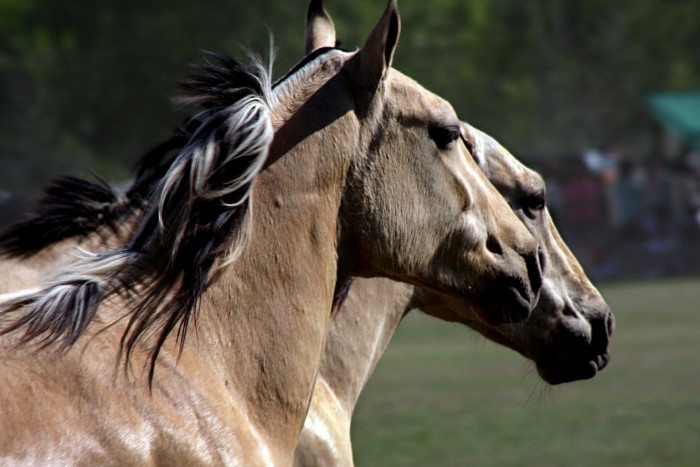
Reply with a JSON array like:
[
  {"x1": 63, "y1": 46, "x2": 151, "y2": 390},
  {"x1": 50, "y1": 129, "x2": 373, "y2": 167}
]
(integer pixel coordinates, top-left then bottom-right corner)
[
  {"x1": 473, "y1": 275, "x2": 535, "y2": 326},
  {"x1": 455, "y1": 272, "x2": 538, "y2": 326},
  {"x1": 495, "y1": 275, "x2": 535, "y2": 324},
  {"x1": 536, "y1": 351, "x2": 611, "y2": 385},
  {"x1": 512, "y1": 280, "x2": 535, "y2": 306}
]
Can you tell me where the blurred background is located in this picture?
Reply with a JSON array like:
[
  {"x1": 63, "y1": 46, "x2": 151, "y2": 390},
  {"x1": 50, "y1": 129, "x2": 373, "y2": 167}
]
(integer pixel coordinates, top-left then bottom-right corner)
[
  {"x1": 2, "y1": 0, "x2": 700, "y2": 282},
  {"x1": 1, "y1": 0, "x2": 699, "y2": 464}
]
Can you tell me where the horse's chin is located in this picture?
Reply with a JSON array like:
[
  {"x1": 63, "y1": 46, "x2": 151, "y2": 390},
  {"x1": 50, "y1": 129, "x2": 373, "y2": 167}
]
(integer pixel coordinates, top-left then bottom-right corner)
[{"x1": 535, "y1": 351, "x2": 611, "y2": 385}]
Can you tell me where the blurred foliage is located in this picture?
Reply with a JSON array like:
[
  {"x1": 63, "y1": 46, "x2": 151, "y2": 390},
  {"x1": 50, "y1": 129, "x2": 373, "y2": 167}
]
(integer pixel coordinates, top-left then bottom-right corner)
[{"x1": 1, "y1": 0, "x2": 699, "y2": 193}]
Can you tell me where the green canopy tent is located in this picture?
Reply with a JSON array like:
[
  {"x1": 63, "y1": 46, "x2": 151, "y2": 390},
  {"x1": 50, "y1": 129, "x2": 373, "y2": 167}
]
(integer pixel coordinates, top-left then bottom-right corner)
[{"x1": 645, "y1": 91, "x2": 700, "y2": 151}]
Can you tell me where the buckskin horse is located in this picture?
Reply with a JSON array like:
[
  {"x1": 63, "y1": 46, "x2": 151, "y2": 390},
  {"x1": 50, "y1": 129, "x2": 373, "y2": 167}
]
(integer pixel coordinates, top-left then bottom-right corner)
[{"x1": 0, "y1": 2, "x2": 543, "y2": 464}]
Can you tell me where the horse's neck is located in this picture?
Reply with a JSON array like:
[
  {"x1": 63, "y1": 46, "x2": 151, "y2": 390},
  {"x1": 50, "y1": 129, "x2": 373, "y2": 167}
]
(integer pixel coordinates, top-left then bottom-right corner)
[
  {"x1": 295, "y1": 278, "x2": 415, "y2": 466},
  {"x1": 185, "y1": 127, "x2": 351, "y2": 459},
  {"x1": 319, "y1": 278, "x2": 415, "y2": 413}
]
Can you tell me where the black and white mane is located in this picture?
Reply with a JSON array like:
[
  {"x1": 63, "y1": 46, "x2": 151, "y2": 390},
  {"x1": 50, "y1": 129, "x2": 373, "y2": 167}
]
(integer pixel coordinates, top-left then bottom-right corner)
[
  {"x1": 0, "y1": 47, "x2": 343, "y2": 261},
  {"x1": 0, "y1": 123, "x2": 194, "y2": 259},
  {"x1": 1, "y1": 53, "x2": 275, "y2": 374},
  {"x1": 0, "y1": 175, "x2": 129, "y2": 259},
  {"x1": 0, "y1": 47, "x2": 350, "y2": 379}
]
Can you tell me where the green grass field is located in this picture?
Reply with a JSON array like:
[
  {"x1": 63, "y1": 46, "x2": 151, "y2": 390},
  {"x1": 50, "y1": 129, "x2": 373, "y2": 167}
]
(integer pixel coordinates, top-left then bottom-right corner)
[{"x1": 350, "y1": 278, "x2": 700, "y2": 466}]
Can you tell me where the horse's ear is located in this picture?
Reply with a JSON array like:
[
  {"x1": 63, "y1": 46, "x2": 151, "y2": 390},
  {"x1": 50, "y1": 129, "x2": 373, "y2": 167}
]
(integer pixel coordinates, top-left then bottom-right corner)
[
  {"x1": 305, "y1": 0, "x2": 336, "y2": 54},
  {"x1": 355, "y1": 0, "x2": 400, "y2": 86}
]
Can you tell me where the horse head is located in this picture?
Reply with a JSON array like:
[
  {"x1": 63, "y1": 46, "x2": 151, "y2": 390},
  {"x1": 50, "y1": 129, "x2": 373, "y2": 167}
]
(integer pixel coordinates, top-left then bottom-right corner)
[
  {"x1": 315, "y1": 1, "x2": 544, "y2": 324},
  {"x1": 418, "y1": 123, "x2": 614, "y2": 384},
  {"x1": 305, "y1": 0, "x2": 607, "y2": 384}
]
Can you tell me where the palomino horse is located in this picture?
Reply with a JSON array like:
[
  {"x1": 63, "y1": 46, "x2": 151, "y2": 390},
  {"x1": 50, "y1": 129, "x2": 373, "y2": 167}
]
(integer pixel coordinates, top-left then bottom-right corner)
[
  {"x1": 0, "y1": 2, "x2": 542, "y2": 464},
  {"x1": 293, "y1": 3, "x2": 614, "y2": 465}
]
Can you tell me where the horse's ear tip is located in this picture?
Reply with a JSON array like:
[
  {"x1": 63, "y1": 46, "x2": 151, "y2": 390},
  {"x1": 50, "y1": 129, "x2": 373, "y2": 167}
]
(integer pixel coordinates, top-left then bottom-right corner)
[
  {"x1": 308, "y1": 0, "x2": 324, "y2": 15},
  {"x1": 384, "y1": 0, "x2": 401, "y2": 33},
  {"x1": 308, "y1": 0, "x2": 331, "y2": 22}
]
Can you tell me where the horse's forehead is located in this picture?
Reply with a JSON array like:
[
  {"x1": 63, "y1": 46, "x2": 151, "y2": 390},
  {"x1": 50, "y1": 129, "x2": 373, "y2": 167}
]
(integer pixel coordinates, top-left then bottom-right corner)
[
  {"x1": 386, "y1": 69, "x2": 456, "y2": 120},
  {"x1": 474, "y1": 127, "x2": 543, "y2": 192}
]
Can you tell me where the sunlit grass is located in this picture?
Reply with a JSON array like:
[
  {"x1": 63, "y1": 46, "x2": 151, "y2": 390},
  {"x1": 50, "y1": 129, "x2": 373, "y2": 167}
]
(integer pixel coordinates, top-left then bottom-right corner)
[{"x1": 351, "y1": 278, "x2": 700, "y2": 466}]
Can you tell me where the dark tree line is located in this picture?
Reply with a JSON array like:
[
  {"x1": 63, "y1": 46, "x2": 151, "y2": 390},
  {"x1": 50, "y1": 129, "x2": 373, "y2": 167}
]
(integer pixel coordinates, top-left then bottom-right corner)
[{"x1": 1, "y1": 0, "x2": 699, "y2": 195}]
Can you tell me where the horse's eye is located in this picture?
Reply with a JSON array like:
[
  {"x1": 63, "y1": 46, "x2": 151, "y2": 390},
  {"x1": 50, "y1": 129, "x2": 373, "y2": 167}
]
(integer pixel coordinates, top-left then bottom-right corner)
[
  {"x1": 523, "y1": 191, "x2": 546, "y2": 218},
  {"x1": 429, "y1": 125, "x2": 461, "y2": 150}
]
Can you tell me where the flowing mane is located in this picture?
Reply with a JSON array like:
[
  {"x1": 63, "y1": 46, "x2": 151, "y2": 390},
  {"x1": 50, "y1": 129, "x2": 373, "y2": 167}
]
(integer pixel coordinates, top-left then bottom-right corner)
[
  {"x1": 0, "y1": 124, "x2": 193, "y2": 259},
  {"x1": 0, "y1": 175, "x2": 128, "y2": 259},
  {"x1": 0, "y1": 47, "x2": 350, "y2": 378},
  {"x1": 0, "y1": 52, "x2": 277, "y2": 262},
  {"x1": 1, "y1": 52, "x2": 275, "y2": 371},
  {"x1": 0, "y1": 48, "x2": 345, "y2": 260}
]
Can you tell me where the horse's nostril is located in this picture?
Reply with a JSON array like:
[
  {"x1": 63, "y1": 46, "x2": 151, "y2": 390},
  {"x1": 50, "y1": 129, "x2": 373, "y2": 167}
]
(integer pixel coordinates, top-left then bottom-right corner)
[
  {"x1": 485, "y1": 234, "x2": 503, "y2": 255},
  {"x1": 606, "y1": 312, "x2": 616, "y2": 337},
  {"x1": 525, "y1": 250, "x2": 543, "y2": 296}
]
